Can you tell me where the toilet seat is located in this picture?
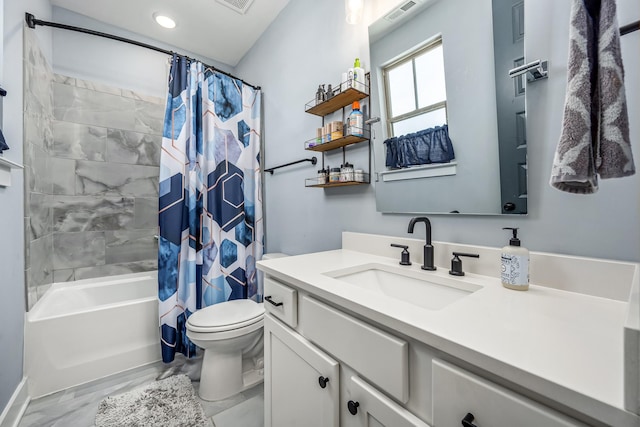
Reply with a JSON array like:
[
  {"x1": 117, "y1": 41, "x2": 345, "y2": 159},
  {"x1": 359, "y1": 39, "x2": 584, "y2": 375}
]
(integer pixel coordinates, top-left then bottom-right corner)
[{"x1": 187, "y1": 299, "x2": 264, "y2": 333}]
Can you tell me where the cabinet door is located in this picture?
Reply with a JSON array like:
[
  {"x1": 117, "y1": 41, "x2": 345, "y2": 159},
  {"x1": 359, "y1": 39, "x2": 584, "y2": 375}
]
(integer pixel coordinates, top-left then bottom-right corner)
[
  {"x1": 432, "y1": 360, "x2": 586, "y2": 427},
  {"x1": 345, "y1": 375, "x2": 431, "y2": 427},
  {"x1": 264, "y1": 315, "x2": 339, "y2": 427}
]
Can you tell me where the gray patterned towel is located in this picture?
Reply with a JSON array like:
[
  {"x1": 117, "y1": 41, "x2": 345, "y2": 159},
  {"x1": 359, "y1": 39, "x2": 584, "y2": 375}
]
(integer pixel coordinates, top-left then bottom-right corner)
[{"x1": 550, "y1": 0, "x2": 635, "y2": 194}]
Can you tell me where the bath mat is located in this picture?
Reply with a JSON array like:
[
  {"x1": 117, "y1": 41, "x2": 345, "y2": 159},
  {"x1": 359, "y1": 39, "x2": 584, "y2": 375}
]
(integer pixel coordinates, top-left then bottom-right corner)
[{"x1": 95, "y1": 374, "x2": 212, "y2": 427}]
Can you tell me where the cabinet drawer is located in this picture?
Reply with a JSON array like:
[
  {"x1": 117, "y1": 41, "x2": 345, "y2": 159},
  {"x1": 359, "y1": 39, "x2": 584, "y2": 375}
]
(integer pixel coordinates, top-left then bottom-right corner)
[
  {"x1": 264, "y1": 277, "x2": 297, "y2": 328},
  {"x1": 432, "y1": 360, "x2": 586, "y2": 427},
  {"x1": 300, "y1": 296, "x2": 409, "y2": 403},
  {"x1": 346, "y1": 375, "x2": 431, "y2": 427}
]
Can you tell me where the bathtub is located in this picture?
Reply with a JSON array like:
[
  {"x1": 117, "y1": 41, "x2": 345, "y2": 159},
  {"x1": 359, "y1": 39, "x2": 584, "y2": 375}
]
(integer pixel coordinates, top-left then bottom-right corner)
[{"x1": 25, "y1": 272, "x2": 161, "y2": 398}]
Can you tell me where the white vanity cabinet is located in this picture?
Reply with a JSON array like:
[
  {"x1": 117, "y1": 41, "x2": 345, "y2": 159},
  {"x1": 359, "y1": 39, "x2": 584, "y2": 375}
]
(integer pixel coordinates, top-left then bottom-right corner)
[
  {"x1": 264, "y1": 276, "x2": 430, "y2": 427},
  {"x1": 432, "y1": 360, "x2": 587, "y2": 427},
  {"x1": 263, "y1": 275, "x2": 588, "y2": 427},
  {"x1": 264, "y1": 315, "x2": 340, "y2": 427}
]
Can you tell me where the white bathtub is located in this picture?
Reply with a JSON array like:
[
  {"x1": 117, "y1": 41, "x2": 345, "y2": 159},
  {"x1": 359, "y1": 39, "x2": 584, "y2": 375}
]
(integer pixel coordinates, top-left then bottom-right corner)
[{"x1": 25, "y1": 272, "x2": 161, "y2": 398}]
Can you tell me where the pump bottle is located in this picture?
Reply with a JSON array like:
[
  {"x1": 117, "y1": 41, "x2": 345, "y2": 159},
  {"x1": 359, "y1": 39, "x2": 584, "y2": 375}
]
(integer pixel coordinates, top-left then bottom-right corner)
[{"x1": 501, "y1": 227, "x2": 529, "y2": 291}]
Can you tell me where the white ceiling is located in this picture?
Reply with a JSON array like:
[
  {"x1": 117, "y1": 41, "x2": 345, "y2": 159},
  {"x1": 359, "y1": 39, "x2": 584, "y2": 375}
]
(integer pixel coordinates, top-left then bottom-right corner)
[{"x1": 50, "y1": 0, "x2": 291, "y2": 66}]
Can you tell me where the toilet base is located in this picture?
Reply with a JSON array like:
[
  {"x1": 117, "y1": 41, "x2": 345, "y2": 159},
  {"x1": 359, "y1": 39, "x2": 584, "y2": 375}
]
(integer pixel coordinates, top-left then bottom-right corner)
[{"x1": 198, "y1": 350, "x2": 264, "y2": 401}]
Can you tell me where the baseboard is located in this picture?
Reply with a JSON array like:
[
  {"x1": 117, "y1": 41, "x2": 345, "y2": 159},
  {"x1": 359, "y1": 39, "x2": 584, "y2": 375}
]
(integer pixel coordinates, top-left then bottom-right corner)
[{"x1": 0, "y1": 377, "x2": 30, "y2": 427}]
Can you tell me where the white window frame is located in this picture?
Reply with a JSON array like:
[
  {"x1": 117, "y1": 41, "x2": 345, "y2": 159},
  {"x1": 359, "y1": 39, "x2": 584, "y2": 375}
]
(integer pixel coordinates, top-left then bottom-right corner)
[{"x1": 382, "y1": 37, "x2": 447, "y2": 138}]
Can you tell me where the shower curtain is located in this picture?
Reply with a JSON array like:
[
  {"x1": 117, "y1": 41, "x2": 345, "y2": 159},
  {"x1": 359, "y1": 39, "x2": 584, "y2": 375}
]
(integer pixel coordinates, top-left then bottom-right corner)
[{"x1": 158, "y1": 55, "x2": 263, "y2": 363}]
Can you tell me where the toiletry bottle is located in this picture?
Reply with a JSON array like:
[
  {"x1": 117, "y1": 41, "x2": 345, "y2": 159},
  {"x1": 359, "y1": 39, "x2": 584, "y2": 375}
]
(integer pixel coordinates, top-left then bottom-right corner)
[
  {"x1": 348, "y1": 101, "x2": 364, "y2": 137},
  {"x1": 315, "y1": 84, "x2": 326, "y2": 105},
  {"x1": 501, "y1": 227, "x2": 529, "y2": 291},
  {"x1": 353, "y1": 58, "x2": 365, "y2": 91}
]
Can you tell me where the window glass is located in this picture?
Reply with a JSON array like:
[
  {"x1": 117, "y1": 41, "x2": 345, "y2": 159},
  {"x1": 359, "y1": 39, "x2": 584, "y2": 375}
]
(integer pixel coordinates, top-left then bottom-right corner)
[
  {"x1": 392, "y1": 107, "x2": 447, "y2": 137},
  {"x1": 415, "y1": 45, "x2": 446, "y2": 108},
  {"x1": 384, "y1": 38, "x2": 448, "y2": 138},
  {"x1": 387, "y1": 61, "x2": 415, "y2": 117}
]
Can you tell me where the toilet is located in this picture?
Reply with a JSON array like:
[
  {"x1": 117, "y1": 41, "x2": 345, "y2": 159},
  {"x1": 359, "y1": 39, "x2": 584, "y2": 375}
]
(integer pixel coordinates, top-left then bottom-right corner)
[{"x1": 186, "y1": 253, "x2": 288, "y2": 401}]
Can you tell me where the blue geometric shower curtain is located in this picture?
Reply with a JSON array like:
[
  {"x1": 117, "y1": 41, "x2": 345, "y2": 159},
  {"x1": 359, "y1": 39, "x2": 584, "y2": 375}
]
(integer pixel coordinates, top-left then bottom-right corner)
[{"x1": 158, "y1": 55, "x2": 263, "y2": 363}]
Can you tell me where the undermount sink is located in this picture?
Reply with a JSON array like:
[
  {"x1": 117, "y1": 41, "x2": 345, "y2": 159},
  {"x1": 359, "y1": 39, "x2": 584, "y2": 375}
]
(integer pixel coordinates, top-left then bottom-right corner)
[{"x1": 324, "y1": 263, "x2": 482, "y2": 311}]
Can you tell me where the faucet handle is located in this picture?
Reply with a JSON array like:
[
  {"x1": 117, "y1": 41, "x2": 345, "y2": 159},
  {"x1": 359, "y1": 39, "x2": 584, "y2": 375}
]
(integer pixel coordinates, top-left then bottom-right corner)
[
  {"x1": 390, "y1": 244, "x2": 411, "y2": 266},
  {"x1": 449, "y1": 252, "x2": 480, "y2": 276}
]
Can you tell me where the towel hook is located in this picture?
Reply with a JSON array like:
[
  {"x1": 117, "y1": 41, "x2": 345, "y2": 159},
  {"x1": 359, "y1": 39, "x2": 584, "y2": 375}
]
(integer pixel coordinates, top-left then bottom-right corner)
[{"x1": 508, "y1": 59, "x2": 549, "y2": 82}]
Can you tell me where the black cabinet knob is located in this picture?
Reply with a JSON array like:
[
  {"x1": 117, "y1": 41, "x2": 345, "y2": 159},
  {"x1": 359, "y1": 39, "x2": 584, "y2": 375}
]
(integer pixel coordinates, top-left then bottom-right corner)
[
  {"x1": 462, "y1": 412, "x2": 478, "y2": 427},
  {"x1": 318, "y1": 376, "x2": 329, "y2": 389},
  {"x1": 347, "y1": 400, "x2": 360, "y2": 415}
]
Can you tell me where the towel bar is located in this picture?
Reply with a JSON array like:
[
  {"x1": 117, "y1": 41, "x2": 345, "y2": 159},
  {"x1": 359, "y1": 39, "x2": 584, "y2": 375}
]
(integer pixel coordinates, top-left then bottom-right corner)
[{"x1": 508, "y1": 60, "x2": 548, "y2": 82}]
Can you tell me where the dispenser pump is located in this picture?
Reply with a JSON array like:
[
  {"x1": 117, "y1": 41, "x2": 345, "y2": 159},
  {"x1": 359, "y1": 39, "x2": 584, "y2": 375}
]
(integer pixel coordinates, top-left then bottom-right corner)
[
  {"x1": 354, "y1": 58, "x2": 361, "y2": 67},
  {"x1": 503, "y1": 227, "x2": 521, "y2": 246}
]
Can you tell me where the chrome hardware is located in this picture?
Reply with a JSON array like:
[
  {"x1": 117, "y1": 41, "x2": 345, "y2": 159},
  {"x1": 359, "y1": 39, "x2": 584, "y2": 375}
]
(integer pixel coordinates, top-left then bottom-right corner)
[{"x1": 508, "y1": 59, "x2": 548, "y2": 82}]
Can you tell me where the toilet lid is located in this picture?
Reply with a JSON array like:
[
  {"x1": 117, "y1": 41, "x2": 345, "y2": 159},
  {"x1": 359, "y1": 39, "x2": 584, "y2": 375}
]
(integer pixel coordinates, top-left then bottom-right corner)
[{"x1": 187, "y1": 299, "x2": 264, "y2": 329}]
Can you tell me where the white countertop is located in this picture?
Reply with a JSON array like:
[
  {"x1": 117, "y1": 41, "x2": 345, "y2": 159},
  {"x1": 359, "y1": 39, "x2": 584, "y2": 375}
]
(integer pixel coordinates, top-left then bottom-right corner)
[{"x1": 258, "y1": 248, "x2": 639, "y2": 427}]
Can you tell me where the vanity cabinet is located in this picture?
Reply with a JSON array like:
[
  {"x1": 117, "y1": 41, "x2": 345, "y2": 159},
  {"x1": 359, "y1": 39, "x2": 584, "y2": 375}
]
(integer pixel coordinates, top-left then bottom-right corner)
[
  {"x1": 432, "y1": 360, "x2": 586, "y2": 427},
  {"x1": 303, "y1": 81, "x2": 371, "y2": 188},
  {"x1": 264, "y1": 315, "x2": 339, "y2": 427},
  {"x1": 263, "y1": 275, "x2": 586, "y2": 427}
]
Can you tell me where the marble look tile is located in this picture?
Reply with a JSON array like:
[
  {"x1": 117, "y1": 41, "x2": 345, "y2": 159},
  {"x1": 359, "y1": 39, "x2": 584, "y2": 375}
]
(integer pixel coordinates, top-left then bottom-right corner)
[
  {"x1": 134, "y1": 99, "x2": 165, "y2": 135},
  {"x1": 196, "y1": 385, "x2": 247, "y2": 418},
  {"x1": 53, "y1": 269, "x2": 75, "y2": 283},
  {"x1": 24, "y1": 111, "x2": 52, "y2": 150},
  {"x1": 75, "y1": 160, "x2": 159, "y2": 197},
  {"x1": 211, "y1": 394, "x2": 264, "y2": 427},
  {"x1": 105, "y1": 230, "x2": 157, "y2": 264},
  {"x1": 29, "y1": 234, "x2": 53, "y2": 287},
  {"x1": 52, "y1": 121, "x2": 106, "y2": 161},
  {"x1": 53, "y1": 74, "x2": 76, "y2": 86},
  {"x1": 25, "y1": 218, "x2": 32, "y2": 262},
  {"x1": 53, "y1": 83, "x2": 137, "y2": 131},
  {"x1": 106, "y1": 129, "x2": 161, "y2": 166},
  {"x1": 74, "y1": 77, "x2": 122, "y2": 96},
  {"x1": 25, "y1": 142, "x2": 52, "y2": 194},
  {"x1": 122, "y1": 90, "x2": 165, "y2": 105},
  {"x1": 23, "y1": 30, "x2": 53, "y2": 117},
  {"x1": 51, "y1": 196, "x2": 134, "y2": 232},
  {"x1": 26, "y1": 285, "x2": 37, "y2": 311},
  {"x1": 36, "y1": 283, "x2": 52, "y2": 300},
  {"x1": 50, "y1": 157, "x2": 76, "y2": 195},
  {"x1": 74, "y1": 259, "x2": 157, "y2": 281},
  {"x1": 18, "y1": 361, "x2": 263, "y2": 427},
  {"x1": 52, "y1": 232, "x2": 106, "y2": 270},
  {"x1": 27, "y1": 192, "x2": 51, "y2": 240},
  {"x1": 134, "y1": 198, "x2": 158, "y2": 229}
]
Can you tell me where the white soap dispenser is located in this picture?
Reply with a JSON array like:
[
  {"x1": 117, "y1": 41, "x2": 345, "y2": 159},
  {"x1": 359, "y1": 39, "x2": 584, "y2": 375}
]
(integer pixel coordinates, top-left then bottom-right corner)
[{"x1": 501, "y1": 227, "x2": 529, "y2": 291}]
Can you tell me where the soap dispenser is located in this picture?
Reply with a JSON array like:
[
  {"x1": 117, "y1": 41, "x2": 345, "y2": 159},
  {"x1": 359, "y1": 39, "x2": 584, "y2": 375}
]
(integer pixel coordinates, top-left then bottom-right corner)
[{"x1": 501, "y1": 227, "x2": 529, "y2": 291}]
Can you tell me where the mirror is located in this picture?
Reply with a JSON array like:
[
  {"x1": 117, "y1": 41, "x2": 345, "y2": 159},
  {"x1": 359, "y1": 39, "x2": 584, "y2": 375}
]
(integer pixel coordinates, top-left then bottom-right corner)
[{"x1": 369, "y1": 0, "x2": 527, "y2": 214}]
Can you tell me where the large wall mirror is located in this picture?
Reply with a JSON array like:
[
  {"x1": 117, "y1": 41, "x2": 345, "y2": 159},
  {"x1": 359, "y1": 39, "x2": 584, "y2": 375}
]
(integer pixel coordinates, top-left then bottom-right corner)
[{"x1": 369, "y1": 0, "x2": 528, "y2": 215}]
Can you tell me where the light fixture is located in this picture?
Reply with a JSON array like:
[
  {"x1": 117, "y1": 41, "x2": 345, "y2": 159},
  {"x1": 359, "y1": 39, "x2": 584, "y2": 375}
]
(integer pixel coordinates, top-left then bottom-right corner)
[
  {"x1": 345, "y1": 0, "x2": 364, "y2": 25},
  {"x1": 153, "y1": 13, "x2": 176, "y2": 29}
]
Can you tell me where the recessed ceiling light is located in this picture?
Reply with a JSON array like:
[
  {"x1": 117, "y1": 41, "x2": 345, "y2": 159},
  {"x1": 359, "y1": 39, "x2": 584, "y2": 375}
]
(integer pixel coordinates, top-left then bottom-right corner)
[{"x1": 153, "y1": 13, "x2": 176, "y2": 29}]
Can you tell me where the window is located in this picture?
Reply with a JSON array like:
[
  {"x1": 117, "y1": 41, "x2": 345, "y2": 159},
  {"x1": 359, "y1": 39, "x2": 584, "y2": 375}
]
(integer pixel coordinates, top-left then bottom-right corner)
[{"x1": 383, "y1": 38, "x2": 447, "y2": 137}]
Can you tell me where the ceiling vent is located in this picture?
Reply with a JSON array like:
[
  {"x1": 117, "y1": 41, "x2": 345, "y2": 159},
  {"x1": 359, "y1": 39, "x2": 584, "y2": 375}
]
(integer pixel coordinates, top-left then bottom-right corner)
[
  {"x1": 215, "y1": 0, "x2": 255, "y2": 14},
  {"x1": 384, "y1": 0, "x2": 423, "y2": 22}
]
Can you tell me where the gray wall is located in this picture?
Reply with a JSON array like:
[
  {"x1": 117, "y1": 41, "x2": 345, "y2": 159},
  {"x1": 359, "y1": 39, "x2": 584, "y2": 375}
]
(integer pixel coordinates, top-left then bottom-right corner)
[
  {"x1": 1, "y1": 0, "x2": 52, "y2": 413},
  {"x1": 236, "y1": 0, "x2": 640, "y2": 262},
  {"x1": 51, "y1": 7, "x2": 233, "y2": 99}
]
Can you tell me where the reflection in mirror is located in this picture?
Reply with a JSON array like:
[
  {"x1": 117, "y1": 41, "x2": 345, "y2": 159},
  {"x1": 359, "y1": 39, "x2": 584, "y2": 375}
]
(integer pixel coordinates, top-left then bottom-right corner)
[{"x1": 369, "y1": 0, "x2": 527, "y2": 215}]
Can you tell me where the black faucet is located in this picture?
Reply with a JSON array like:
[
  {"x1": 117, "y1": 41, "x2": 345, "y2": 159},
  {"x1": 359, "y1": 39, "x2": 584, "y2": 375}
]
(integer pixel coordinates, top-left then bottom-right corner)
[{"x1": 407, "y1": 217, "x2": 436, "y2": 271}]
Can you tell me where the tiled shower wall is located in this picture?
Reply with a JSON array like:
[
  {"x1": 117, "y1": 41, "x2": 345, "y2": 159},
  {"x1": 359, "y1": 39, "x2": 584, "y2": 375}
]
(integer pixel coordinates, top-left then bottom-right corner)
[{"x1": 24, "y1": 29, "x2": 164, "y2": 308}]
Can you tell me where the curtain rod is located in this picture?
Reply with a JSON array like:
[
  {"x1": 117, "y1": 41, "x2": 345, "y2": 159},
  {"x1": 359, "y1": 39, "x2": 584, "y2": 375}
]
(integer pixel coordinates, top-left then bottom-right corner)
[{"x1": 25, "y1": 12, "x2": 261, "y2": 91}]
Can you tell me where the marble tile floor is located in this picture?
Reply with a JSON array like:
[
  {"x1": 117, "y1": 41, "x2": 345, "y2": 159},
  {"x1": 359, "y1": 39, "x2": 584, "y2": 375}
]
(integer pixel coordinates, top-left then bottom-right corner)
[{"x1": 18, "y1": 361, "x2": 264, "y2": 427}]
